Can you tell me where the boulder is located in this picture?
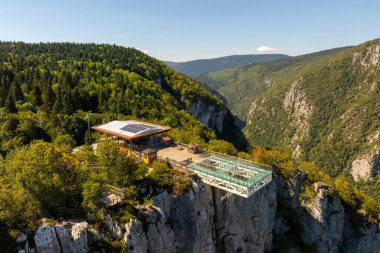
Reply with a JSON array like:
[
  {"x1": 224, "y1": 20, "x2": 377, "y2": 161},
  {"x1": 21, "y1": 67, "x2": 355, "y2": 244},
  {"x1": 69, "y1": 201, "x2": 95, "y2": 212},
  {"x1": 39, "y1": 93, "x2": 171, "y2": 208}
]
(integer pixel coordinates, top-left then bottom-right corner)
[
  {"x1": 55, "y1": 225, "x2": 75, "y2": 253},
  {"x1": 34, "y1": 224, "x2": 61, "y2": 253},
  {"x1": 71, "y1": 222, "x2": 88, "y2": 253}
]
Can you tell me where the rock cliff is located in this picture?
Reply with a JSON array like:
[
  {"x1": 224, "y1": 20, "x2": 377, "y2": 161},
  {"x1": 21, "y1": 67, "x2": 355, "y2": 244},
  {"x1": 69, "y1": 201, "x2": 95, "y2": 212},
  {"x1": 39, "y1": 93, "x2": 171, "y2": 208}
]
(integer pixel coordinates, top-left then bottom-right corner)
[
  {"x1": 188, "y1": 98, "x2": 248, "y2": 149},
  {"x1": 16, "y1": 174, "x2": 380, "y2": 253},
  {"x1": 351, "y1": 149, "x2": 380, "y2": 181},
  {"x1": 17, "y1": 220, "x2": 90, "y2": 253},
  {"x1": 188, "y1": 99, "x2": 228, "y2": 135}
]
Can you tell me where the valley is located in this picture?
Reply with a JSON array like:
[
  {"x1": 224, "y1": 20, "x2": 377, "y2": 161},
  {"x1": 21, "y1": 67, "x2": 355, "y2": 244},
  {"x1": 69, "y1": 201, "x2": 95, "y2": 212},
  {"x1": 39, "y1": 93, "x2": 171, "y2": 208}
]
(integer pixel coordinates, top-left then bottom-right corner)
[
  {"x1": 0, "y1": 41, "x2": 379, "y2": 253},
  {"x1": 189, "y1": 41, "x2": 380, "y2": 205}
]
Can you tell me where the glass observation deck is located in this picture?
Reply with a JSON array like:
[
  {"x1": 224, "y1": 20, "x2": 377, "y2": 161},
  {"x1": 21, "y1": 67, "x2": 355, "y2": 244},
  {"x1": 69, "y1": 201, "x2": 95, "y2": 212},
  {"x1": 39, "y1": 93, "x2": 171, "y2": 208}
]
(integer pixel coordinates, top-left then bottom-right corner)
[{"x1": 188, "y1": 155, "x2": 272, "y2": 198}]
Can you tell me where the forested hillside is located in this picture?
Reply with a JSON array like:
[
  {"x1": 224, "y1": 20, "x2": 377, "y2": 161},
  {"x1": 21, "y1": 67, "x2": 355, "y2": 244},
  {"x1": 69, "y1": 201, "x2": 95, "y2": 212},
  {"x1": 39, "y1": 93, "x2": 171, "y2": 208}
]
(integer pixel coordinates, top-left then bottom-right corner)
[
  {"x1": 0, "y1": 42, "x2": 245, "y2": 154},
  {"x1": 165, "y1": 54, "x2": 290, "y2": 76},
  {"x1": 196, "y1": 47, "x2": 349, "y2": 122},
  {"x1": 195, "y1": 40, "x2": 380, "y2": 202},
  {"x1": 0, "y1": 42, "x2": 244, "y2": 249}
]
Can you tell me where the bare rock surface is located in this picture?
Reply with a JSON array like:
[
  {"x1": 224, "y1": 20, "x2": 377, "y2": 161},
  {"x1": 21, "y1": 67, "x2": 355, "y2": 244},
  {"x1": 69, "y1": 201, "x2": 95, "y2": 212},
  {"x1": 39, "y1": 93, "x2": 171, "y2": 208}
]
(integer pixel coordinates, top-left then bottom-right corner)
[
  {"x1": 34, "y1": 223, "x2": 61, "y2": 253},
  {"x1": 188, "y1": 99, "x2": 228, "y2": 134},
  {"x1": 351, "y1": 150, "x2": 380, "y2": 181},
  {"x1": 19, "y1": 173, "x2": 380, "y2": 253}
]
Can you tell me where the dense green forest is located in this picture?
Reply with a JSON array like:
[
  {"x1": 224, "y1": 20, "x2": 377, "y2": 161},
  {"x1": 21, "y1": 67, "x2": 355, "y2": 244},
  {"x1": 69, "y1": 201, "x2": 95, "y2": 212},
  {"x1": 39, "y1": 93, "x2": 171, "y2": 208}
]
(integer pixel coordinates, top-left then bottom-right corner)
[
  {"x1": 244, "y1": 40, "x2": 380, "y2": 177},
  {"x1": 0, "y1": 41, "x2": 238, "y2": 249},
  {"x1": 0, "y1": 41, "x2": 228, "y2": 154}
]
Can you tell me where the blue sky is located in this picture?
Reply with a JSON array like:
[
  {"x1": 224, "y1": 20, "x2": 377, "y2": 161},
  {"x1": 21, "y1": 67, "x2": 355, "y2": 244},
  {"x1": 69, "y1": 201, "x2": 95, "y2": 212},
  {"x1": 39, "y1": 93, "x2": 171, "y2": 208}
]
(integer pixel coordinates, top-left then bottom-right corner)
[{"x1": 0, "y1": 0, "x2": 379, "y2": 61}]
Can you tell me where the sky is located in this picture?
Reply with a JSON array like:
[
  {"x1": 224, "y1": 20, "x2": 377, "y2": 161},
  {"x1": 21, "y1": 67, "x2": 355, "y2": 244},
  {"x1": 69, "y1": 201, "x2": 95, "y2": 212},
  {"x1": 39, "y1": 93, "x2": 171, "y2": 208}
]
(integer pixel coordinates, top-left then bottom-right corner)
[{"x1": 0, "y1": 0, "x2": 380, "y2": 61}]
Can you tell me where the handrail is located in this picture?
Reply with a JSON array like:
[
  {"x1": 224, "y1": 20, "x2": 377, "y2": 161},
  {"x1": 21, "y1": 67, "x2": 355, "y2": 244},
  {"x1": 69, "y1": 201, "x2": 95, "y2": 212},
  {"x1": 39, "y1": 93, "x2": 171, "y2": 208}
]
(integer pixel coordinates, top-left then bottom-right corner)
[
  {"x1": 104, "y1": 184, "x2": 125, "y2": 197},
  {"x1": 174, "y1": 141, "x2": 272, "y2": 171}
]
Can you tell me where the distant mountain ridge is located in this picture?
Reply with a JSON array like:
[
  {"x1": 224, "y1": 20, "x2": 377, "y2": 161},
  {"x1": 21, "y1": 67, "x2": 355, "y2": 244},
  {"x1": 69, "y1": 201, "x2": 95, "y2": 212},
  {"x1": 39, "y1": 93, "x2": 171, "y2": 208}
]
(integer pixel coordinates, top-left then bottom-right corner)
[
  {"x1": 165, "y1": 54, "x2": 290, "y2": 76},
  {"x1": 195, "y1": 47, "x2": 350, "y2": 122}
]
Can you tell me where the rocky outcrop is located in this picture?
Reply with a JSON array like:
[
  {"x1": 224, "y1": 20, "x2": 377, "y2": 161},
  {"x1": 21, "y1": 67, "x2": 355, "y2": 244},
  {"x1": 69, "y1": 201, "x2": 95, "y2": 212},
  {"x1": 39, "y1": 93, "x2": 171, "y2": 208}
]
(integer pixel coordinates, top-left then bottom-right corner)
[
  {"x1": 343, "y1": 221, "x2": 380, "y2": 253},
  {"x1": 34, "y1": 223, "x2": 61, "y2": 253},
  {"x1": 103, "y1": 209, "x2": 125, "y2": 239},
  {"x1": 17, "y1": 174, "x2": 380, "y2": 253},
  {"x1": 300, "y1": 184, "x2": 345, "y2": 253},
  {"x1": 188, "y1": 99, "x2": 228, "y2": 135},
  {"x1": 188, "y1": 98, "x2": 248, "y2": 150},
  {"x1": 211, "y1": 183, "x2": 277, "y2": 253},
  {"x1": 352, "y1": 44, "x2": 380, "y2": 69},
  {"x1": 273, "y1": 171, "x2": 380, "y2": 253},
  {"x1": 351, "y1": 150, "x2": 380, "y2": 181},
  {"x1": 18, "y1": 221, "x2": 91, "y2": 253},
  {"x1": 142, "y1": 180, "x2": 215, "y2": 253},
  {"x1": 15, "y1": 233, "x2": 29, "y2": 253},
  {"x1": 120, "y1": 179, "x2": 276, "y2": 253},
  {"x1": 71, "y1": 222, "x2": 89, "y2": 253},
  {"x1": 150, "y1": 193, "x2": 213, "y2": 252},
  {"x1": 283, "y1": 78, "x2": 313, "y2": 158},
  {"x1": 55, "y1": 224, "x2": 76, "y2": 253},
  {"x1": 124, "y1": 219, "x2": 147, "y2": 253}
]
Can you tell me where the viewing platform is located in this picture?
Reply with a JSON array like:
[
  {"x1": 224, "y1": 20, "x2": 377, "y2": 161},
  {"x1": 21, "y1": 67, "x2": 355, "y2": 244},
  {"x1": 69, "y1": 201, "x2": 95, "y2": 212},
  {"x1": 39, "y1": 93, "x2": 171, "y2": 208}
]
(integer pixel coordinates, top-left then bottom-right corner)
[
  {"x1": 92, "y1": 120, "x2": 272, "y2": 198},
  {"x1": 157, "y1": 144, "x2": 272, "y2": 198}
]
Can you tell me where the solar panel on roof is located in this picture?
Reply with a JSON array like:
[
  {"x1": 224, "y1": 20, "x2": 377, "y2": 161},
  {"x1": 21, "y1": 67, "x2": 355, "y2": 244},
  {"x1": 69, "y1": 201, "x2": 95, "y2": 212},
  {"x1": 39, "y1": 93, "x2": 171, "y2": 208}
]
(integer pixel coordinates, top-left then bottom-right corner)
[{"x1": 121, "y1": 123, "x2": 156, "y2": 133}]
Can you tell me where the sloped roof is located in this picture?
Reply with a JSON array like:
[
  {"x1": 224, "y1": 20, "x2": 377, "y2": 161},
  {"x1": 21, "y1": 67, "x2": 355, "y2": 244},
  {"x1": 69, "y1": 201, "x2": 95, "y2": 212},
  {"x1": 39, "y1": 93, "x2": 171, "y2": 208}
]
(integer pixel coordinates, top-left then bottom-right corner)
[{"x1": 91, "y1": 120, "x2": 171, "y2": 141}]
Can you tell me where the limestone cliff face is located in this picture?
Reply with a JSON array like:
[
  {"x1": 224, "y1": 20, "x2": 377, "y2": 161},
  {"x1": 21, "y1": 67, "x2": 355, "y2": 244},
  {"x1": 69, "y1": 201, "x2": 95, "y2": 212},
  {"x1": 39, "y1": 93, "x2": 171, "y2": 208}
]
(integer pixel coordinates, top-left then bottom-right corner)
[
  {"x1": 120, "y1": 173, "x2": 380, "y2": 253},
  {"x1": 17, "y1": 174, "x2": 380, "y2": 253},
  {"x1": 188, "y1": 99, "x2": 228, "y2": 135},
  {"x1": 119, "y1": 179, "x2": 276, "y2": 253},
  {"x1": 211, "y1": 184, "x2": 277, "y2": 253},
  {"x1": 299, "y1": 185, "x2": 345, "y2": 253},
  {"x1": 283, "y1": 78, "x2": 313, "y2": 158},
  {"x1": 16, "y1": 220, "x2": 91, "y2": 253},
  {"x1": 351, "y1": 149, "x2": 380, "y2": 181},
  {"x1": 187, "y1": 99, "x2": 248, "y2": 150},
  {"x1": 272, "y1": 171, "x2": 380, "y2": 253}
]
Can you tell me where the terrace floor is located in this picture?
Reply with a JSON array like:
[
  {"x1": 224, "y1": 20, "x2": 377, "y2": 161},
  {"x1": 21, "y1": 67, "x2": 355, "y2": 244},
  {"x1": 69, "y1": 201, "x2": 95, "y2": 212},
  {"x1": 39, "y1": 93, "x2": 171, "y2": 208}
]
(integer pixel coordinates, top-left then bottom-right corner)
[{"x1": 156, "y1": 145, "x2": 208, "y2": 164}]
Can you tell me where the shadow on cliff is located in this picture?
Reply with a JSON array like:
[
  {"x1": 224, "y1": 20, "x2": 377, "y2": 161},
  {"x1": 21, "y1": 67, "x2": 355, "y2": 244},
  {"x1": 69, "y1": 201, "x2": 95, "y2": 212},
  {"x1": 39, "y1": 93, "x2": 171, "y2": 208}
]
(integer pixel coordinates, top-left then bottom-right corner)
[{"x1": 220, "y1": 110, "x2": 249, "y2": 151}]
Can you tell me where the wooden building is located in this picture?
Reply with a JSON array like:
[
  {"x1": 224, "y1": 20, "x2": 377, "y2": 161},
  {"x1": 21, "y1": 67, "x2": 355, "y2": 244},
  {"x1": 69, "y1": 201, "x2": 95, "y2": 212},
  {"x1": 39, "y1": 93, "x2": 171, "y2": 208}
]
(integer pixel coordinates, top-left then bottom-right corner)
[{"x1": 91, "y1": 120, "x2": 171, "y2": 164}]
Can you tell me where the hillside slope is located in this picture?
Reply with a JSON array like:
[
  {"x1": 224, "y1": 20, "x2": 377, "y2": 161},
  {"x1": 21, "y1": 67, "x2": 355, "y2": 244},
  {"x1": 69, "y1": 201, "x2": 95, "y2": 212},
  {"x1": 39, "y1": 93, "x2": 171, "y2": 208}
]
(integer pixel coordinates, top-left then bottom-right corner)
[
  {"x1": 194, "y1": 40, "x2": 380, "y2": 201},
  {"x1": 165, "y1": 54, "x2": 290, "y2": 76},
  {"x1": 243, "y1": 39, "x2": 380, "y2": 182},
  {"x1": 196, "y1": 48, "x2": 349, "y2": 122},
  {"x1": 0, "y1": 42, "x2": 246, "y2": 149}
]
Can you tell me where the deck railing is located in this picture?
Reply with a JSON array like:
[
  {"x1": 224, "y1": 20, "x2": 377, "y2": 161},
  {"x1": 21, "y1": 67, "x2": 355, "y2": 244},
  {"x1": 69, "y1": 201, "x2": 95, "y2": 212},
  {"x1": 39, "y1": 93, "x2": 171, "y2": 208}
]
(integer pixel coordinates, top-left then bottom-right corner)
[
  {"x1": 104, "y1": 184, "x2": 125, "y2": 198},
  {"x1": 174, "y1": 142, "x2": 272, "y2": 171}
]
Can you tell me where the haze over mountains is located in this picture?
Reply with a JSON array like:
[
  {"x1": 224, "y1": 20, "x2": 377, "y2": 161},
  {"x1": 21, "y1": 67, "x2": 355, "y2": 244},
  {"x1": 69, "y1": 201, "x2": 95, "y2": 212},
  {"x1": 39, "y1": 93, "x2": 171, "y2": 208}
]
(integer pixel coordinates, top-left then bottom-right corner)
[
  {"x1": 195, "y1": 47, "x2": 351, "y2": 122},
  {"x1": 165, "y1": 54, "x2": 290, "y2": 76}
]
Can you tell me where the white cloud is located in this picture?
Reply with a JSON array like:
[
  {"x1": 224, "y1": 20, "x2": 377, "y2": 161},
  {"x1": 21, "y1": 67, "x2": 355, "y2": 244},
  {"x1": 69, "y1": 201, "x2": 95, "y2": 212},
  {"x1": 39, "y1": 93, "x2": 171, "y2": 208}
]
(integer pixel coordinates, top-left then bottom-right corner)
[
  {"x1": 256, "y1": 46, "x2": 278, "y2": 53},
  {"x1": 137, "y1": 48, "x2": 150, "y2": 55}
]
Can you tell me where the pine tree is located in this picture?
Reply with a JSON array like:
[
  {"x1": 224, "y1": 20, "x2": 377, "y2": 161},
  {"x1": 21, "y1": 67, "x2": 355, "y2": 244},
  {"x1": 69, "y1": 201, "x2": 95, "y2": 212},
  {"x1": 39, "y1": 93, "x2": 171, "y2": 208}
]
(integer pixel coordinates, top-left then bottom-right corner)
[
  {"x1": 9, "y1": 82, "x2": 24, "y2": 102},
  {"x1": 5, "y1": 91, "x2": 17, "y2": 113},
  {"x1": 53, "y1": 85, "x2": 62, "y2": 114},
  {"x1": 42, "y1": 84, "x2": 55, "y2": 112},
  {"x1": 31, "y1": 85, "x2": 42, "y2": 107}
]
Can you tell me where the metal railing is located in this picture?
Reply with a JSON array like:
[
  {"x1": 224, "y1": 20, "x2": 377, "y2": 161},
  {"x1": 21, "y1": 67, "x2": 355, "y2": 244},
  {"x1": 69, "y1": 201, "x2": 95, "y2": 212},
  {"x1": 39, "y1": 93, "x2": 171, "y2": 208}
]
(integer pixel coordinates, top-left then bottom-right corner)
[{"x1": 104, "y1": 184, "x2": 125, "y2": 198}]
